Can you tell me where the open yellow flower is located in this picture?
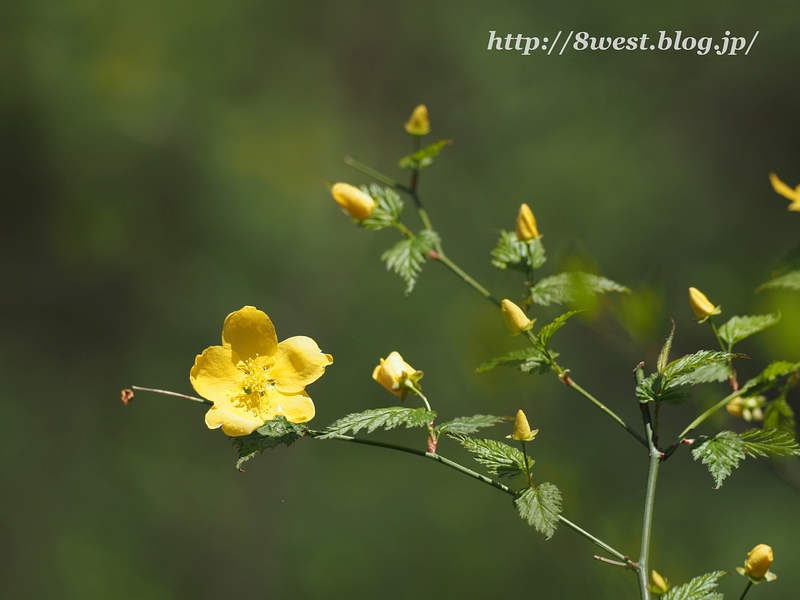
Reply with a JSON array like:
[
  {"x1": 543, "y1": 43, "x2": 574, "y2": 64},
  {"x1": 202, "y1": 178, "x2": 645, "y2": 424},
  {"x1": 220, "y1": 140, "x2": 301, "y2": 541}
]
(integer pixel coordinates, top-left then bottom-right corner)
[
  {"x1": 190, "y1": 306, "x2": 333, "y2": 436},
  {"x1": 769, "y1": 173, "x2": 800, "y2": 212}
]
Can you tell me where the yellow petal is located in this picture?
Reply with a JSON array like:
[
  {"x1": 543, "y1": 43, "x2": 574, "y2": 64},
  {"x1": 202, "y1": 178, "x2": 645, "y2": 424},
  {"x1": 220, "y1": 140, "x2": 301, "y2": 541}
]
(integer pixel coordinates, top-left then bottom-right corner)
[
  {"x1": 404, "y1": 104, "x2": 430, "y2": 136},
  {"x1": 789, "y1": 201, "x2": 800, "y2": 212},
  {"x1": 501, "y1": 299, "x2": 532, "y2": 334},
  {"x1": 769, "y1": 173, "x2": 800, "y2": 203},
  {"x1": 190, "y1": 345, "x2": 240, "y2": 403},
  {"x1": 688, "y1": 287, "x2": 720, "y2": 320},
  {"x1": 264, "y1": 389, "x2": 316, "y2": 423},
  {"x1": 745, "y1": 544, "x2": 774, "y2": 579},
  {"x1": 222, "y1": 306, "x2": 278, "y2": 362},
  {"x1": 511, "y1": 409, "x2": 533, "y2": 441},
  {"x1": 271, "y1": 336, "x2": 334, "y2": 394},
  {"x1": 331, "y1": 183, "x2": 376, "y2": 220},
  {"x1": 372, "y1": 359, "x2": 399, "y2": 395},
  {"x1": 204, "y1": 402, "x2": 265, "y2": 437},
  {"x1": 516, "y1": 203, "x2": 540, "y2": 240}
]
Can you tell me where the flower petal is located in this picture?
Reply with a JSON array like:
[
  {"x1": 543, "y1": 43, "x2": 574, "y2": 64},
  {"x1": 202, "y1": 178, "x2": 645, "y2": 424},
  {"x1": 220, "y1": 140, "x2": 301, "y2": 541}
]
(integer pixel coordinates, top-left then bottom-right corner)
[
  {"x1": 271, "y1": 336, "x2": 333, "y2": 393},
  {"x1": 204, "y1": 402, "x2": 265, "y2": 437},
  {"x1": 221, "y1": 306, "x2": 278, "y2": 362},
  {"x1": 264, "y1": 389, "x2": 315, "y2": 423},
  {"x1": 190, "y1": 345, "x2": 240, "y2": 403}
]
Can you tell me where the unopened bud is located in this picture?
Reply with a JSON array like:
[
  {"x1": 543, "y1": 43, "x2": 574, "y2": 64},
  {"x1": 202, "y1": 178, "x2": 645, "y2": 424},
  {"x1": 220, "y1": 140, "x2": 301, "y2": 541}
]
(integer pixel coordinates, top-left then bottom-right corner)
[
  {"x1": 648, "y1": 570, "x2": 669, "y2": 594},
  {"x1": 331, "y1": 183, "x2": 376, "y2": 220},
  {"x1": 688, "y1": 287, "x2": 721, "y2": 321},
  {"x1": 404, "y1": 104, "x2": 430, "y2": 136},
  {"x1": 501, "y1": 299, "x2": 533, "y2": 335},
  {"x1": 507, "y1": 409, "x2": 538, "y2": 442},
  {"x1": 372, "y1": 351, "x2": 423, "y2": 397},
  {"x1": 515, "y1": 203, "x2": 541, "y2": 241},
  {"x1": 738, "y1": 544, "x2": 776, "y2": 582}
]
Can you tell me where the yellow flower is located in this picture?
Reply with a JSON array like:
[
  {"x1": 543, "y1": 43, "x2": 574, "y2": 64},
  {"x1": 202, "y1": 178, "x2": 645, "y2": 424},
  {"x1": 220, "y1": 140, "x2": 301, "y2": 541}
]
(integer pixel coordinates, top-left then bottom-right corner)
[
  {"x1": 501, "y1": 299, "x2": 534, "y2": 334},
  {"x1": 372, "y1": 351, "x2": 423, "y2": 397},
  {"x1": 516, "y1": 203, "x2": 541, "y2": 240},
  {"x1": 190, "y1": 306, "x2": 333, "y2": 437},
  {"x1": 648, "y1": 570, "x2": 670, "y2": 595},
  {"x1": 688, "y1": 287, "x2": 721, "y2": 322},
  {"x1": 507, "y1": 409, "x2": 538, "y2": 442},
  {"x1": 331, "y1": 183, "x2": 376, "y2": 220},
  {"x1": 737, "y1": 544, "x2": 777, "y2": 583},
  {"x1": 769, "y1": 173, "x2": 800, "y2": 212},
  {"x1": 404, "y1": 104, "x2": 430, "y2": 136}
]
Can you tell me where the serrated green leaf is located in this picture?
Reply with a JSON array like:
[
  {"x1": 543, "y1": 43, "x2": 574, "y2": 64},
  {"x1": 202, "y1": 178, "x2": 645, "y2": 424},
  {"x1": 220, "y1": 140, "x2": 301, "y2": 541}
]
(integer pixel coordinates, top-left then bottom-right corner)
[
  {"x1": 718, "y1": 313, "x2": 781, "y2": 346},
  {"x1": 741, "y1": 361, "x2": 800, "y2": 394},
  {"x1": 319, "y1": 407, "x2": 436, "y2": 439},
  {"x1": 398, "y1": 139, "x2": 452, "y2": 170},
  {"x1": 664, "y1": 350, "x2": 738, "y2": 383},
  {"x1": 459, "y1": 437, "x2": 531, "y2": 478},
  {"x1": 689, "y1": 361, "x2": 732, "y2": 384},
  {"x1": 514, "y1": 483, "x2": 562, "y2": 539},
  {"x1": 657, "y1": 322, "x2": 676, "y2": 374},
  {"x1": 757, "y1": 269, "x2": 800, "y2": 292},
  {"x1": 490, "y1": 231, "x2": 546, "y2": 272},
  {"x1": 636, "y1": 351, "x2": 735, "y2": 405},
  {"x1": 437, "y1": 415, "x2": 507, "y2": 437},
  {"x1": 764, "y1": 396, "x2": 796, "y2": 433},
  {"x1": 662, "y1": 571, "x2": 727, "y2": 600},
  {"x1": 692, "y1": 431, "x2": 745, "y2": 488},
  {"x1": 475, "y1": 347, "x2": 555, "y2": 376},
  {"x1": 741, "y1": 428, "x2": 800, "y2": 457},
  {"x1": 359, "y1": 184, "x2": 403, "y2": 230},
  {"x1": 530, "y1": 272, "x2": 629, "y2": 307},
  {"x1": 381, "y1": 229, "x2": 440, "y2": 294},
  {"x1": 538, "y1": 310, "x2": 582, "y2": 347},
  {"x1": 231, "y1": 417, "x2": 307, "y2": 470}
]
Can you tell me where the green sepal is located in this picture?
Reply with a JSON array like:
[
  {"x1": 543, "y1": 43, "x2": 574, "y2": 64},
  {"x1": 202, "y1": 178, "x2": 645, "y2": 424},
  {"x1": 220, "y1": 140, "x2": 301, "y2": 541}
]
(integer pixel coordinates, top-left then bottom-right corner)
[
  {"x1": 398, "y1": 139, "x2": 452, "y2": 170},
  {"x1": 231, "y1": 417, "x2": 308, "y2": 471},
  {"x1": 514, "y1": 483, "x2": 562, "y2": 539}
]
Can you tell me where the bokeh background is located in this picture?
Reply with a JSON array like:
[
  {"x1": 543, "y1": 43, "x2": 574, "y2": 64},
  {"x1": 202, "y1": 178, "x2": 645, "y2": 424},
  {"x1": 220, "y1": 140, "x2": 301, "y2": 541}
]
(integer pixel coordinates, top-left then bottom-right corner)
[{"x1": 2, "y1": 1, "x2": 799, "y2": 598}]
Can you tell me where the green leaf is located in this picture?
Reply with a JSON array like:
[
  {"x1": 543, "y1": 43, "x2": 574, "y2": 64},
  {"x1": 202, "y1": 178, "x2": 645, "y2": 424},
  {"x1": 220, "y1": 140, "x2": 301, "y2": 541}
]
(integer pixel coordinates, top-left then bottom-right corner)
[
  {"x1": 636, "y1": 351, "x2": 736, "y2": 405},
  {"x1": 692, "y1": 431, "x2": 745, "y2": 488},
  {"x1": 359, "y1": 184, "x2": 403, "y2": 230},
  {"x1": 490, "y1": 231, "x2": 546, "y2": 272},
  {"x1": 381, "y1": 229, "x2": 441, "y2": 294},
  {"x1": 530, "y1": 272, "x2": 629, "y2": 307},
  {"x1": 741, "y1": 361, "x2": 800, "y2": 394},
  {"x1": 475, "y1": 347, "x2": 556, "y2": 376},
  {"x1": 663, "y1": 350, "x2": 739, "y2": 384},
  {"x1": 657, "y1": 322, "x2": 676, "y2": 374},
  {"x1": 662, "y1": 571, "x2": 727, "y2": 600},
  {"x1": 459, "y1": 437, "x2": 531, "y2": 479},
  {"x1": 538, "y1": 310, "x2": 582, "y2": 347},
  {"x1": 514, "y1": 483, "x2": 562, "y2": 539},
  {"x1": 398, "y1": 139, "x2": 452, "y2": 170},
  {"x1": 741, "y1": 428, "x2": 800, "y2": 457},
  {"x1": 688, "y1": 361, "x2": 733, "y2": 384},
  {"x1": 757, "y1": 269, "x2": 800, "y2": 292},
  {"x1": 318, "y1": 407, "x2": 436, "y2": 439},
  {"x1": 718, "y1": 313, "x2": 781, "y2": 346},
  {"x1": 437, "y1": 415, "x2": 507, "y2": 437},
  {"x1": 231, "y1": 417, "x2": 307, "y2": 471},
  {"x1": 764, "y1": 396, "x2": 796, "y2": 433}
]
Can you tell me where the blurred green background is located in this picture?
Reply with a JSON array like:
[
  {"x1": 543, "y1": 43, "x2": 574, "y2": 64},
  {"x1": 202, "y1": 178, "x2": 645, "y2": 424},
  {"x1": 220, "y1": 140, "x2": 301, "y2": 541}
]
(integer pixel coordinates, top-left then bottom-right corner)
[{"x1": 2, "y1": 1, "x2": 799, "y2": 598}]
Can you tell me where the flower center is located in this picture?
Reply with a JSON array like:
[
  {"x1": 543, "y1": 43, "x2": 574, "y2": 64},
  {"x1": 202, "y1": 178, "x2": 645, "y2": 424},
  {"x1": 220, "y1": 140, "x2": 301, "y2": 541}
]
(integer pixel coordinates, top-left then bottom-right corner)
[{"x1": 239, "y1": 358, "x2": 275, "y2": 397}]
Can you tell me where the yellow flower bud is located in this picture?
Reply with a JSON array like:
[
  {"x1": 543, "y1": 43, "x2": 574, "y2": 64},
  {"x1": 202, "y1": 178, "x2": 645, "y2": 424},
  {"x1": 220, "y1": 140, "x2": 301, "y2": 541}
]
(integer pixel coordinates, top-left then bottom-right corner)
[
  {"x1": 515, "y1": 203, "x2": 541, "y2": 241},
  {"x1": 501, "y1": 299, "x2": 533, "y2": 334},
  {"x1": 688, "y1": 287, "x2": 721, "y2": 321},
  {"x1": 649, "y1": 570, "x2": 669, "y2": 594},
  {"x1": 769, "y1": 172, "x2": 800, "y2": 211},
  {"x1": 726, "y1": 397, "x2": 744, "y2": 418},
  {"x1": 372, "y1": 351, "x2": 423, "y2": 397},
  {"x1": 507, "y1": 409, "x2": 538, "y2": 442},
  {"x1": 404, "y1": 104, "x2": 430, "y2": 136},
  {"x1": 331, "y1": 183, "x2": 376, "y2": 220},
  {"x1": 744, "y1": 544, "x2": 774, "y2": 580}
]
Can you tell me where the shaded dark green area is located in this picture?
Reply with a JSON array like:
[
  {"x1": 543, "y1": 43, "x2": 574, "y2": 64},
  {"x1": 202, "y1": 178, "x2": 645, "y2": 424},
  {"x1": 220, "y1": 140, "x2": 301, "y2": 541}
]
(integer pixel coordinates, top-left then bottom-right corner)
[{"x1": 1, "y1": 1, "x2": 799, "y2": 598}]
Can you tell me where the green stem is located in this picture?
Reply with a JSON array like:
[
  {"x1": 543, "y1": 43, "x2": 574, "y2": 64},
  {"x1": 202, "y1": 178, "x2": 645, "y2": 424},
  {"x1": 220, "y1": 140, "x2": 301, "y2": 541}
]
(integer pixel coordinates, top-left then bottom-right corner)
[
  {"x1": 435, "y1": 252, "x2": 502, "y2": 307},
  {"x1": 519, "y1": 440, "x2": 533, "y2": 487},
  {"x1": 637, "y1": 419, "x2": 661, "y2": 600},
  {"x1": 738, "y1": 580, "x2": 753, "y2": 600},
  {"x1": 565, "y1": 379, "x2": 649, "y2": 449},
  {"x1": 316, "y1": 433, "x2": 628, "y2": 562},
  {"x1": 677, "y1": 388, "x2": 743, "y2": 438},
  {"x1": 130, "y1": 385, "x2": 212, "y2": 405},
  {"x1": 344, "y1": 157, "x2": 407, "y2": 190}
]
